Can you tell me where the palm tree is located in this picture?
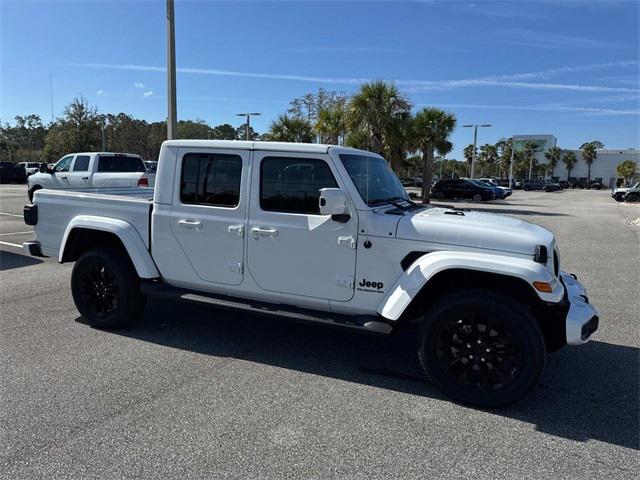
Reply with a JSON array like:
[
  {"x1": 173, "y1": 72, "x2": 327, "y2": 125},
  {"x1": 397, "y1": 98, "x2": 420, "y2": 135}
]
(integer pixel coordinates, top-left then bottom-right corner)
[
  {"x1": 495, "y1": 139, "x2": 512, "y2": 178},
  {"x1": 266, "y1": 114, "x2": 313, "y2": 143},
  {"x1": 544, "y1": 146, "x2": 562, "y2": 179},
  {"x1": 315, "y1": 104, "x2": 347, "y2": 145},
  {"x1": 347, "y1": 81, "x2": 411, "y2": 155},
  {"x1": 463, "y1": 144, "x2": 476, "y2": 176},
  {"x1": 412, "y1": 107, "x2": 457, "y2": 204},
  {"x1": 478, "y1": 144, "x2": 498, "y2": 177},
  {"x1": 385, "y1": 111, "x2": 413, "y2": 173},
  {"x1": 580, "y1": 141, "x2": 603, "y2": 181},
  {"x1": 562, "y1": 150, "x2": 577, "y2": 181}
]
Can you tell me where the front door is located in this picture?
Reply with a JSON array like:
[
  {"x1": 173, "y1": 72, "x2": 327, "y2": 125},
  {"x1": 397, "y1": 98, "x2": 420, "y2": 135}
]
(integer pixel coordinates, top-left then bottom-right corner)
[
  {"x1": 52, "y1": 155, "x2": 75, "y2": 188},
  {"x1": 247, "y1": 152, "x2": 357, "y2": 302},
  {"x1": 67, "y1": 154, "x2": 92, "y2": 189},
  {"x1": 169, "y1": 148, "x2": 247, "y2": 285}
]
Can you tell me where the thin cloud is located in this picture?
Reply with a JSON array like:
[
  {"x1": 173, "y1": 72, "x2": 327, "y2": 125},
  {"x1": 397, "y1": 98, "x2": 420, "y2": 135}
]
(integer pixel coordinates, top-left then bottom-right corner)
[
  {"x1": 497, "y1": 29, "x2": 622, "y2": 49},
  {"x1": 134, "y1": 82, "x2": 145, "y2": 88},
  {"x1": 69, "y1": 62, "x2": 639, "y2": 94},
  {"x1": 143, "y1": 90, "x2": 154, "y2": 97},
  {"x1": 427, "y1": 103, "x2": 639, "y2": 116},
  {"x1": 96, "y1": 89, "x2": 104, "y2": 95},
  {"x1": 483, "y1": 60, "x2": 639, "y2": 81}
]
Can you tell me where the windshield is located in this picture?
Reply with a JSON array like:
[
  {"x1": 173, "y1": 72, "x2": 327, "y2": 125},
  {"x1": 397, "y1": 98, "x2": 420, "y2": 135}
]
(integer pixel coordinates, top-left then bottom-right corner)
[{"x1": 339, "y1": 154, "x2": 408, "y2": 206}]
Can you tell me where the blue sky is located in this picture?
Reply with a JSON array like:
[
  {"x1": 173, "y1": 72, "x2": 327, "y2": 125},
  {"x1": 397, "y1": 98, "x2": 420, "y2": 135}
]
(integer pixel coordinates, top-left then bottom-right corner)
[{"x1": 1, "y1": 0, "x2": 639, "y2": 159}]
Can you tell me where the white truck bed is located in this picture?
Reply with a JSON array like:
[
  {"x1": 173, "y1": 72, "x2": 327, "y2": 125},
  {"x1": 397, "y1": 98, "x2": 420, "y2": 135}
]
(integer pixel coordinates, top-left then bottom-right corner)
[{"x1": 33, "y1": 188, "x2": 154, "y2": 258}]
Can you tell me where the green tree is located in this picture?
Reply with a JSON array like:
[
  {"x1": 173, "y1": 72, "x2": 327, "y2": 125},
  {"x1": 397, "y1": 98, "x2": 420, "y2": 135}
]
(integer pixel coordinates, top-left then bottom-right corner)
[
  {"x1": 580, "y1": 141, "x2": 603, "y2": 181},
  {"x1": 235, "y1": 123, "x2": 260, "y2": 141},
  {"x1": 495, "y1": 139, "x2": 512, "y2": 178},
  {"x1": 478, "y1": 143, "x2": 498, "y2": 177},
  {"x1": 289, "y1": 88, "x2": 347, "y2": 126},
  {"x1": 104, "y1": 113, "x2": 149, "y2": 156},
  {"x1": 522, "y1": 141, "x2": 541, "y2": 179},
  {"x1": 544, "y1": 146, "x2": 562, "y2": 178},
  {"x1": 385, "y1": 111, "x2": 413, "y2": 173},
  {"x1": 44, "y1": 97, "x2": 100, "y2": 160},
  {"x1": 211, "y1": 123, "x2": 238, "y2": 140},
  {"x1": 412, "y1": 107, "x2": 457, "y2": 204},
  {"x1": 316, "y1": 103, "x2": 348, "y2": 145},
  {"x1": 463, "y1": 144, "x2": 476, "y2": 176},
  {"x1": 266, "y1": 114, "x2": 314, "y2": 142},
  {"x1": 562, "y1": 150, "x2": 577, "y2": 181},
  {"x1": 347, "y1": 81, "x2": 411, "y2": 155},
  {"x1": 616, "y1": 160, "x2": 637, "y2": 183},
  {"x1": 177, "y1": 119, "x2": 211, "y2": 139}
]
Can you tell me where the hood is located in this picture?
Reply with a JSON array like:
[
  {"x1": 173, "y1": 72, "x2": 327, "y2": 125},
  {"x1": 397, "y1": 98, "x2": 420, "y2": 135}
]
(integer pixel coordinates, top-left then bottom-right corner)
[{"x1": 396, "y1": 207, "x2": 554, "y2": 256}]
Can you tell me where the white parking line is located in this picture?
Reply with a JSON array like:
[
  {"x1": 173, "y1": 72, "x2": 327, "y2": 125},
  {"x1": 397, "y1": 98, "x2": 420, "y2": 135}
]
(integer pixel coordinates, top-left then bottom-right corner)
[
  {"x1": 0, "y1": 231, "x2": 32, "y2": 236},
  {"x1": 0, "y1": 240, "x2": 22, "y2": 248},
  {"x1": 0, "y1": 212, "x2": 23, "y2": 218}
]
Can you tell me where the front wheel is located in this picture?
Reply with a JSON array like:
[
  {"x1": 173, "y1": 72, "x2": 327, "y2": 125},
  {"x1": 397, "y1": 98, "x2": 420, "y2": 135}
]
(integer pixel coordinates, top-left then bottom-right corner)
[
  {"x1": 71, "y1": 247, "x2": 146, "y2": 329},
  {"x1": 418, "y1": 290, "x2": 546, "y2": 408},
  {"x1": 626, "y1": 193, "x2": 640, "y2": 203},
  {"x1": 472, "y1": 193, "x2": 482, "y2": 202}
]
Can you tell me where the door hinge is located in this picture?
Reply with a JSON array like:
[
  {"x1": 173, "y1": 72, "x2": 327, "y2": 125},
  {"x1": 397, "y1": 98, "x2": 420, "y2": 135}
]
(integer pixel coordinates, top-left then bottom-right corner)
[
  {"x1": 335, "y1": 275, "x2": 354, "y2": 289},
  {"x1": 227, "y1": 261, "x2": 244, "y2": 274},
  {"x1": 228, "y1": 225, "x2": 244, "y2": 238},
  {"x1": 338, "y1": 235, "x2": 356, "y2": 249}
]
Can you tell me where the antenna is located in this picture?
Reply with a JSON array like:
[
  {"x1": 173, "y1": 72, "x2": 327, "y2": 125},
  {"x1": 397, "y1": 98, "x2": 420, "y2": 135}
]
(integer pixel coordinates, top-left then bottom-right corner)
[{"x1": 49, "y1": 73, "x2": 54, "y2": 122}]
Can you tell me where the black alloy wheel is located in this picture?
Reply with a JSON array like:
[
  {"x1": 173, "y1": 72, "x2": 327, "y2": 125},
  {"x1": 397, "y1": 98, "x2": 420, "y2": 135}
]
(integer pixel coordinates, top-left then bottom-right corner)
[{"x1": 418, "y1": 290, "x2": 546, "y2": 408}]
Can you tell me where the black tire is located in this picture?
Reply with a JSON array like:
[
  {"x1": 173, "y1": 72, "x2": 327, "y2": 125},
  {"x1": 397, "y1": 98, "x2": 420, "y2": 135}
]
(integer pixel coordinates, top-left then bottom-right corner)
[
  {"x1": 626, "y1": 193, "x2": 640, "y2": 203},
  {"x1": 472, "y1": 193, "x2": 482, "y2": 202},
  {"x1": 28, "y1": 185, "x2": 42, "y2": 203},
  {"x1": 418, "y1": 289, "x2": 546, "y2": 408},
  {"x1": 613, "y1": 193, "x2": 625, "y2": 202},
  {"x1": 71, "y1": 247, "x2": 145, "y2": 329}
]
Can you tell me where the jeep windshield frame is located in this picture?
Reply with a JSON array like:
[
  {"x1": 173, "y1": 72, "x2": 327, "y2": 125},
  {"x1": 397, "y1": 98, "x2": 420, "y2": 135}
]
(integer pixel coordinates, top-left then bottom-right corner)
[{"x1": 339, "y1": 153, "x2": 409, "y2": 207}]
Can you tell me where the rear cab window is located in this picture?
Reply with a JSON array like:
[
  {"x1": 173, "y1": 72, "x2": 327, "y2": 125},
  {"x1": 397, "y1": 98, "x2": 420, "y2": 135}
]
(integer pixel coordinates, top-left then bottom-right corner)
[
  {"x1": 97, "y1": 155, "x2": 145, "y2": 173},
  {"x1": 72, "y1": 155, "x2": 91, "y2": 172},
  {"x1": 180, "y1": 152, "x2": 242, "y2": 207}
]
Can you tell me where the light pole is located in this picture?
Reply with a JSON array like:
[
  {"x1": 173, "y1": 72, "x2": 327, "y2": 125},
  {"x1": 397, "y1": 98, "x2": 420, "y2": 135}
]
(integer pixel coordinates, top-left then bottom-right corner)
[
  {"x1": 167, "y1": 0, "x2": 177, "y2": 140},
  {"x1": 236, "y1": 112, "x2": 261, "y2": 140},
  {"x1": 463, "y1": 124, "x2": 491, "y2": 179},
  {"x1": 100, "y1": 116, "x2": 107, "y2": 151},
  {"x1": 509, "y1": 137, "x2": 516, "y2": 189}
]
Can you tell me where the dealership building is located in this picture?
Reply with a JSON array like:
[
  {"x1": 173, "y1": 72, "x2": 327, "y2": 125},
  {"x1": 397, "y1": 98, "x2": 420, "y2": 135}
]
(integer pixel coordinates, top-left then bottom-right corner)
[{"x1": 514, "y1": 135, "x2": 640, "y2": 187}]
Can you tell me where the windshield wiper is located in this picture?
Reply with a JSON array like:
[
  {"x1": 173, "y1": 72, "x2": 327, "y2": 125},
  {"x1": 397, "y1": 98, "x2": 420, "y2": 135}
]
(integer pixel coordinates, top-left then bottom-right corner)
[{"x1": 368, "y1": 196, "x2": 414, "y2": 209}]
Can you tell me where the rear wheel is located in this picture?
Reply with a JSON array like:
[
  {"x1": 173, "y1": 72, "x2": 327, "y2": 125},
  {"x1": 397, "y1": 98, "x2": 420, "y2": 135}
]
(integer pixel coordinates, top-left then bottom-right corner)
[
  {"x1": 418, "y1": 290, "x2": 546, "y2": 408},
  {"x1": 613, "y1": 193, "x2": 625, "y2": 202},
  {"x1": 71, "y1": 247, "x2": 145, "y2": 329},
  {"x1": 472, "y1": 193, "x2": 482, "y2": 202}
]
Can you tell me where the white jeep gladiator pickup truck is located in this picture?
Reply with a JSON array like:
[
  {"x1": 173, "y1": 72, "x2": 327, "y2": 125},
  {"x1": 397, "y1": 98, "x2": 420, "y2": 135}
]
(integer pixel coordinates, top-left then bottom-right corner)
[{"x1": 23, "y1": 140, "x2": 599, "y2": 407}]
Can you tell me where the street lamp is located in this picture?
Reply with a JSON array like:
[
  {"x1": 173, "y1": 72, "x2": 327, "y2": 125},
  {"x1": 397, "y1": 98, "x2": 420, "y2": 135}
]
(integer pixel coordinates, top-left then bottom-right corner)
[
  {"x1": 167, "y1": 0, "x2": 177, "y2": 140},
  {"x1": 236, "y1": 112, "x2": 261, "y2": 140},
  {"x1": 463, "y1": 124, "x2": 492, "y2": 179}
]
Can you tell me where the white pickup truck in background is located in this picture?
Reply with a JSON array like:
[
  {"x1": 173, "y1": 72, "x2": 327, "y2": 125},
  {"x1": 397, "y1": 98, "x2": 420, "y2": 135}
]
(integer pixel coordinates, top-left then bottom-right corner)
[
  {"x1": 27, "y1": 152, "x2": 155, "y2": 201},
  {"x1": 23, "y1": 140, "x2": 599, "y2": 408}
]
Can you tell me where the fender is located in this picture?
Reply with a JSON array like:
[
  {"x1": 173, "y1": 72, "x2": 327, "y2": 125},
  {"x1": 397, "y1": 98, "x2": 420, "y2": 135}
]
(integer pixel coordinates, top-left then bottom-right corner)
[
  {"x1": 377, "y1": 250, "x2": 564, "y2": 321},
  {"x1": 60, "y1": 215, "x2": 160, "y2": 279}
]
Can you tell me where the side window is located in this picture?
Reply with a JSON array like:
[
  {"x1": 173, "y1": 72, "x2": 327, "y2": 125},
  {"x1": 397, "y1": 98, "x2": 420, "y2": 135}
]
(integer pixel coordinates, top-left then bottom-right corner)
[
  {"x1": 180, "y1": 152, "x2": 242, "y2": 207},
  {"x1": 54, "y1": 156, "x2": 74, "y2": 172},
  {"x1": 260, "y1": 157, "x2": 338, "y2": 214},
  {"x1": 72, "y1": 155, "x2": 90, "y2": 172}
]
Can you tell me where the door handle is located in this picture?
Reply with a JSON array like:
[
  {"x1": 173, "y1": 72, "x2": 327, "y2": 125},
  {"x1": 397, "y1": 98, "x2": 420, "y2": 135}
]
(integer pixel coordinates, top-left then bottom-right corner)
[
  {"x1": 82, "y1": 176, "x2": 89, "y2": 180},
  {"x1": 251, "y1": 227, "x2": 278, "y2": 239},
  {"x1": 178, "y1": 219, "x2": 202, "y2": 229}
]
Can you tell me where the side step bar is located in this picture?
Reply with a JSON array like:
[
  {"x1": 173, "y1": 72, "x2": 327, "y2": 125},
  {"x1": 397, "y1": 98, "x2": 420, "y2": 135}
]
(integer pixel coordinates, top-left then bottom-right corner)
[{"x1": 140, "y1": 281, "x2": 393, "y2": 335}]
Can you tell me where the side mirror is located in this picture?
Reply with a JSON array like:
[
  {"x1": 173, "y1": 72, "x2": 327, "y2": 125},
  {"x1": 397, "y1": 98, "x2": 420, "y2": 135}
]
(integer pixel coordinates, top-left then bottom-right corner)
[
  {"x1": 319, "y1": 188, "x2": 350, "y2": 222},
  {"x1": 40, "y1": 164, "x2": 54, "y2": 174}
]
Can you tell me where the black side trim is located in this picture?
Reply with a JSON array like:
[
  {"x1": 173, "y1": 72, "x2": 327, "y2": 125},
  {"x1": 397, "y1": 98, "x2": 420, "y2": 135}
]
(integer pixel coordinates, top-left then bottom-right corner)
[
  {"x1": 401, "y1": 251, "x2": 430, "y2": 271},
  {"x1": 23, "y1": 204, "x2": 38, "y2": 226},
  {"x1": 140, "y1": 281, "x2": 392, "y2": 335}
]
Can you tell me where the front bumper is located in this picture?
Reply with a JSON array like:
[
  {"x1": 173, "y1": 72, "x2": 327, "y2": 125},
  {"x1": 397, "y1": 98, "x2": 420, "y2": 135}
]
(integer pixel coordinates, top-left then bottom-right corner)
[{"x1": 560, "y1": 272, "x2": 599, "y2": 345}]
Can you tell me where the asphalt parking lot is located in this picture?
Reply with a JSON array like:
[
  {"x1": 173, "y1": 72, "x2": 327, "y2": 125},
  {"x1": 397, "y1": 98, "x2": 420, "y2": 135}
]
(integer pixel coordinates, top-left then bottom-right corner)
[{"x1": 1, "y1": 184, "x2": 638, "y2": 479}]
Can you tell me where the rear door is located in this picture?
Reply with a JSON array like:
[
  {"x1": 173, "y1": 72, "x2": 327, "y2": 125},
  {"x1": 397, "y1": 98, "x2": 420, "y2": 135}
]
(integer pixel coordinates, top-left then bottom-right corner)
[
  {"x1": 92, "y1": 154, "x2": 146, "y2": 187},
  {"x1": 168, "y1": 148, "x2": 247, "y2": 285}
]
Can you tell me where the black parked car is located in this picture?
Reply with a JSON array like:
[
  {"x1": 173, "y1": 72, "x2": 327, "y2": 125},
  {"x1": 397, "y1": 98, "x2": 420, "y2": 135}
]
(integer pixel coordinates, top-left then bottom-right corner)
[
  {"x1": 523, "y1": 179, "x2": 546, "y2": 191},
  {"x1": 431, "y1": 179, "x2": 496, "y2": 201},
  {"x1": 0, "y1": 162, "x2": 28, "y2": 184}
]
